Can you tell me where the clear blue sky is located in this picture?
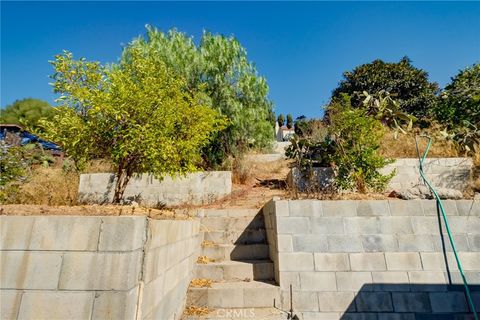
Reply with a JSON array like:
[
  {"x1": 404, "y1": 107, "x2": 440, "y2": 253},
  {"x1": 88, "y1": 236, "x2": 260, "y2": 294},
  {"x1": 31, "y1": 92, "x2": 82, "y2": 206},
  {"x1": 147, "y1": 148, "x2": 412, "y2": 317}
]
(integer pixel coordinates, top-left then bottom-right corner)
[{"x1": 2, "y1": 1, "x2": 479, "y2": 118}]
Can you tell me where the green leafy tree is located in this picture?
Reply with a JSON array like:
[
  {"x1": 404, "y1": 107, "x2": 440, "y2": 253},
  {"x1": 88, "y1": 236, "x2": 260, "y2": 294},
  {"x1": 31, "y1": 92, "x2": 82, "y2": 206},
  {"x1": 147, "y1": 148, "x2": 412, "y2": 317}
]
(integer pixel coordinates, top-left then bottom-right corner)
[
  {"x1": 43, "y1": 50, "x2": 225, "y2": 203},
  {"x1": 435, "y1": 63, "x2": 480, "y2": 127},
  {"x1": 286, "y1": 114, "x2": 293, "y2": 129},
  {"x1": 277, "y1": 114, "x2": 285, "y2": 127},
  {"x1": 1, "y1": 98, "x2": 54, "y2": 131},
  {"x1": 332, "y1": 57, "x2": 439, "y2": 119},
  {"x1": 127, "y1": 26, "x2": 275, "y2": 166}
]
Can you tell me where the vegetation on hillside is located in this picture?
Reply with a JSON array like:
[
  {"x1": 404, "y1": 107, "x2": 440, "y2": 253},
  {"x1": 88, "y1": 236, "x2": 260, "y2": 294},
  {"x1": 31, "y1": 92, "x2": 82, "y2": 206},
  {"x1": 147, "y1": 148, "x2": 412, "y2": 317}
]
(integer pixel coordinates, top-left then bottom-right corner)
[
  {"x1": 1, "y1": 98, "x2": 54, "y2": 131},
  {"x1": 42, "y1": 50, "x2": 225, "y2": 203}
]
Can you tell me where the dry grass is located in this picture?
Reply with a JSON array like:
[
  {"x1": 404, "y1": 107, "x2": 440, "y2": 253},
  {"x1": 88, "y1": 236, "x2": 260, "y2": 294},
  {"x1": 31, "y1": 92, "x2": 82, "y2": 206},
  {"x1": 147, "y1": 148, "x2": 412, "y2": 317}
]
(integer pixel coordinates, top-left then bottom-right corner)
[
  {"x1": 201, "y1": 240, "x2": 215, "y2": 247},
  {"x1": 380, "y1": 130, "x2": 459, "y2": 158},
  {"x1": 183, "y1": 306, "x2": 212, "y2": 316},
  {"x1": 197, "y1": 256, "x2": 215, "y2": 264},
  {"x1": 190, "y1": 278, "x2": 214, "y2": 288},
  {"x1": 3, "y1": 165, "x2": 79, "y2": 206},
  {"x1": 84, "y1": 159, "x2": 114, "y2": 173}
]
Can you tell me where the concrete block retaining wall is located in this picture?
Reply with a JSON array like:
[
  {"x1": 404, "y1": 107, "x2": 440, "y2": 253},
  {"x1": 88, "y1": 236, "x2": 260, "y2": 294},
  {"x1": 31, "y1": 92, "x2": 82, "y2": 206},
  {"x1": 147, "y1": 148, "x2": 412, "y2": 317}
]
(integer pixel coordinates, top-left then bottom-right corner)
[
  {"x1": 263, "y1": 199, "x2": 480, "y2": 319},
  {"x1": 78, "y1": 171, "x2": 232, "y2": 206},
  {"x1": 289, "y1": 158, "x2": 473, "y2": 192},
  {"x1": 0, "y1": 215, "x2": 200, "y2": 320}
]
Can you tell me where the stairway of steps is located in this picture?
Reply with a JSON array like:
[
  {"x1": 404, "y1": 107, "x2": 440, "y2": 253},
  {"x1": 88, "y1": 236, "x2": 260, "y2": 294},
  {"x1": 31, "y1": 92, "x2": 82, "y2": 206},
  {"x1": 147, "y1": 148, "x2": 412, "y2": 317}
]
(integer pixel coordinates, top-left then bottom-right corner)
[{"x1": 183, "y1": 209, "x2": 284, "y2": 320}]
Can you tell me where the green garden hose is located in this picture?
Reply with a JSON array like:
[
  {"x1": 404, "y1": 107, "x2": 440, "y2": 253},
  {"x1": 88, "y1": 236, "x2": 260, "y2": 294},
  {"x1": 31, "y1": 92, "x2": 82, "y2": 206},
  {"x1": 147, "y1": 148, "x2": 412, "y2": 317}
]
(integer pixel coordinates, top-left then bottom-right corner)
[{"x1": 415, "y1": 135, "x2": 478, "y2": 319}]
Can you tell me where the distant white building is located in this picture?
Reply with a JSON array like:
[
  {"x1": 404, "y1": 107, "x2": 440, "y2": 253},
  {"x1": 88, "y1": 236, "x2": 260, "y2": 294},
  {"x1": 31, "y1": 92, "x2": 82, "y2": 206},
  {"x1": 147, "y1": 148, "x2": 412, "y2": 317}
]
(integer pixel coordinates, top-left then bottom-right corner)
[{"x1": 275, "y1": 122, "x2": 295, "y2": 142}]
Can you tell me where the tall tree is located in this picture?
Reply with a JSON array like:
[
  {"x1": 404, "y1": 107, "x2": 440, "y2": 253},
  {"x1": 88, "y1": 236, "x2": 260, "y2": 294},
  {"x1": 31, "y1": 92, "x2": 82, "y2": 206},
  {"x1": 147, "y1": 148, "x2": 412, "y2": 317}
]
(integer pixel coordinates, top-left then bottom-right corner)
[
  {"x1": 435, "y1": 63, "x2": 480, "y2": 127},
  {"x1": 277, "y1": 114, "x2": 285, "y2": 127},
  {"x1": 43, "y1": 50, "x2": 225, "y2": 203},
  {"x1": 127, "y1": 26, "x2": 275, "y2": 166},
  {"x1": 1, "y1": 98, "x2": 54, "y2": 131},
  {"x1": 286, "y1": 114, "x2": 293, "y2": 129},
  {"x1": 332, "y1": 57, "x2": 439, "y2": 119}
]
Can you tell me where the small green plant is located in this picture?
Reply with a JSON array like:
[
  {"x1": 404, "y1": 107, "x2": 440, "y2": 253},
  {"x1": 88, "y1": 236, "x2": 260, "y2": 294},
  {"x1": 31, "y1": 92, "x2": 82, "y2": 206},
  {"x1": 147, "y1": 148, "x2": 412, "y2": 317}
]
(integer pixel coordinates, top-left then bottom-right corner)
[
  {"x1": 286, "y1": 95, "x2": 395, "y2": 193},
  {"x1": 328, "y1": 99, "x2": 395, "y2": 192}
]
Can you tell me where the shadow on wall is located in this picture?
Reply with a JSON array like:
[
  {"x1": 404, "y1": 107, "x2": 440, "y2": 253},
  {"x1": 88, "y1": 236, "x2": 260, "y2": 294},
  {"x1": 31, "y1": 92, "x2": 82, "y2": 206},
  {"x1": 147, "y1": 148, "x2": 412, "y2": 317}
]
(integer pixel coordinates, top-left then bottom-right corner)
[{"x1": 339, "y1": 283, "x2": 480, "y2": 320}]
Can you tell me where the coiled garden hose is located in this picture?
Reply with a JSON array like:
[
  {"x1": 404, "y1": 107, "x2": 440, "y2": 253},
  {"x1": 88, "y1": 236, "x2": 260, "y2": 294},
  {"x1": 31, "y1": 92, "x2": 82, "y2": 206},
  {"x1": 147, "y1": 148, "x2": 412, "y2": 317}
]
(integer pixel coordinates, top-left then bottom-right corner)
[{"x1": 415, "y1": 135, "x2": 478, "y2": 319}]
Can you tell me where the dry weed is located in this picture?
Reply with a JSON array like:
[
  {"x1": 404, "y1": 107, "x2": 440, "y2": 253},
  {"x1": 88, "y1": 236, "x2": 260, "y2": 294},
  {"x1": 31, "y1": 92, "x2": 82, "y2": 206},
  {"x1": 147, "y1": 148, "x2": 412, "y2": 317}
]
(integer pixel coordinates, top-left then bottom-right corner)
[
  {"x1": 190, "y1": 278, "x2": 213, "y2": 288},
  {"x1": 4, "y1": 165, "x2": 79, "y2": 206},
  {"x1": 197, "y1": 256, "x2": 215, "y2": 264},
  {"x1": 183, "y1": 306, "x2": 212, "y2": 316},
  {"x1": 380, "y1": 130, "x2": 459, "y2": 158},
  {"x1": 201, "y1": 240, "x2": 215, "y2": 247}
]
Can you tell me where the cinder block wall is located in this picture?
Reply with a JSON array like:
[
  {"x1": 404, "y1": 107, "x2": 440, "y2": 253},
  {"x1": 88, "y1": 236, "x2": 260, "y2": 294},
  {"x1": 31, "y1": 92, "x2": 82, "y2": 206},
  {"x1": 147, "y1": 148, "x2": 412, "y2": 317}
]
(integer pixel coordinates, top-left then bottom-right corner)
[
  {"x1": 289, "y1": 158, "x2": 473, "y2": 192},
  {"x1": 0, "y1": 216, "x2": 200, "y2": 320},
  {"x1": 78, "y1": 171, "x2": 232, "y2": 206},
  {"x1": 263, "y1": 199, "x2": 480, "y2": 320}
]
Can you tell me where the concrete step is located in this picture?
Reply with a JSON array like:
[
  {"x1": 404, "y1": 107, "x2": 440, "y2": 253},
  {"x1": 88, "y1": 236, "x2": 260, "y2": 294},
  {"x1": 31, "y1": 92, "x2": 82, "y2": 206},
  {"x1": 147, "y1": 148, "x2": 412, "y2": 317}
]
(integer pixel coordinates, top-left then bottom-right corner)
[
  {"x1": 200, "y1": 216, "x2": 265, "y2": 232},
  {"x1": 196, "y1": 260, "x2": 274, "y2": 281},
  {"x1": 187, "y1": 281, "x2": 280, "y2": 309},
  {"x1": 200, "y1": 244, "x2": 270, "y2": 261},
  {"x1": 200, "y1": 209, "x2": 262, "y2": 218},
  {"x1": 183, "y1": 307, "x2": 284, "y2": 320},
  {"x1": 203, "y1": 229, "x2": 267, "y2": 245}
]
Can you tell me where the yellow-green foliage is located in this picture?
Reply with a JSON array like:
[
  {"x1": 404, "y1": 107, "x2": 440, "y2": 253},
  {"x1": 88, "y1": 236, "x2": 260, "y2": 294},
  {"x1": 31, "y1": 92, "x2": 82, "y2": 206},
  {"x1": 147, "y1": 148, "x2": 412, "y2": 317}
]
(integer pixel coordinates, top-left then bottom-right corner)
[{"x1": 42, "y1": 49, "x2": 226, "y2": 202}]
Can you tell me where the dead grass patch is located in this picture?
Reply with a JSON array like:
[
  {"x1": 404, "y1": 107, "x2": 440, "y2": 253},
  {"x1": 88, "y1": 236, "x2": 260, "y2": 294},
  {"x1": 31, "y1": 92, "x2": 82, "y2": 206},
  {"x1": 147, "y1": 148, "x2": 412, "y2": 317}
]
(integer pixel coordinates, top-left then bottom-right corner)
[
  {"x1": 197, "y1": 256, "x2": 215, "y2": 264},
  {"x1": 183, "y1": 306, "x2": 212, "y2": 316},
  {"x1": 380, "y1": 131, "x2": 459, "y2": 158},
  {"x1": 190, "y1": 278, "x2": 214, "y2": 288}
]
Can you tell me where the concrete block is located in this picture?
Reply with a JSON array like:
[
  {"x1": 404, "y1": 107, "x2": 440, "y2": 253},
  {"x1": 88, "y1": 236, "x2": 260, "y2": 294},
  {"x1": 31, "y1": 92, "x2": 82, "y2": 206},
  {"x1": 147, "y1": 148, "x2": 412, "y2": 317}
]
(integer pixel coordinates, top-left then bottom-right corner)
[
  {"x1": 397, "y1": 235, "x2": 435, "y2": 252},
  {"x1": 341, "y1": 313, "x2": 378, "y2": 320},
  {"x1": 98, "y1": 216, "x2": 146, "y2": 251},
  {"x1": 456, "y1": 200, "x2": 480, "y2": 216},
  {"x1": 378, "y1": 217, "x2": 413, "y2": 234},
  {"x1": 468, "y1": 234, "x2": 480, "y2": 251},
  {"x1": 432, "y1": 234, "x2": 470, "y2": 252},
  {"x1": 422, "y1": 200, "x2": 458, "y2": 216},
  {"x1": 59, "y1": 251, "x2": 141, "y2": 290},
  {"x1": 385, "y1": 253, "x2": 422, "y2": 271},
  {"x1": 279, "y1": 272, "x2": 301, "y2": 289},
  {"x1": 322, "y1": 200, "x2": 356, "y2": 216},
  {"x1": 1, "y1": 290, "x2": 22, "y2": 320},
  {"x1": 289, "y1": 200, "x2": 322, "y2": 217},
  {"x1": 275, "y1": 200, "x2": 290, "y2": 216},
  {"x1": 372, "y1": 272, "x2": 410, "y2": 291},
  {"x1": 141, "y1": 275, "x2": 165, "y2": 315},
  {"x1": 314, "y1": 253, "x2": 350, "y2": 271},
  {"x1": 243, "y1": 285, "x2": 280, "y2": 308},
  {"x1": 17, "y1": 291, "x2": 94, "y2": 320},
  {"x1": 302, "y1": 312, "x2": 340, "y2": 320},
  {"x1": 293, "y1": 235, "x2": 328, "y2": 252},
  {"x1": 350, "y1": 253, "x2": 386, "y2": 271},
  {"x1": 407, "y1": 271, "x2": 447, "y2": 291},
  {"x1": 318, "y1": 292, "x2": 355, "y2": 312},
  {"x1": 1, "y1": 216, "x2": 100, "y2": 251},
  {"x1": 458, "y1": 252, "x2": 480, "y2": 270},
  {"x1": 410, "y1": 217, "x2": 440, "y2": 234},
  {"x1": 429, "y1": 292, "x2": 468, "y2": 312},
  {"x1": 377, "y1": 314, "x2": 415, "y2": 320},
  {"x1": 310, "y1": 218, "x2": 344, "y2": 234},
  {"x1": 355, "y1": 292, "x2": 393, "y2": 312},
  {"x1": 278, "y1": 234, "x2": 293, "y2": 252},
  {"x1": 279, "y1": 252, "x2": 314, "y2": 271},
  {"x1": 281, "y1": 290, "x2": 319, "y2": 311},
  {"x1": 336, "y1": 272, "x2": 373, "y2": 291},
  {"x1": 388, "y1": 200, "x2": 424, "y2": 216},
  {"x1": 299, "y1": 272, "x2": 337, "y2": 291},
  {"x1": 420, "y1": 252, "x2": 457, "y2": 271},
  {"x1": 327, "y1": 235, "x2": 363, "y2": 252},
  {"x1": 391, "y1": 292, "x2": 431, "y2": 312},
  {"x1": 1, "y1": 251, "x2": 62, "y2": 289},
  {"x1": 357, "y1": 201, "x2": 390, "y2": 216},
  {"x1": 92, "y1": 288, "x2": 138, "y2": 319},
  {"x1": 344, "y1": 217, "x2": 379, "y2": 234},
  {"x1": 277, "y1": 217, "x2": 310, "y2": 234},
  {"x1": 362, "y1": 235, "x2": 398, "y2": 252},
  {"x1": 208, "y1": 286, "x2": 244, "y2": 308}
]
